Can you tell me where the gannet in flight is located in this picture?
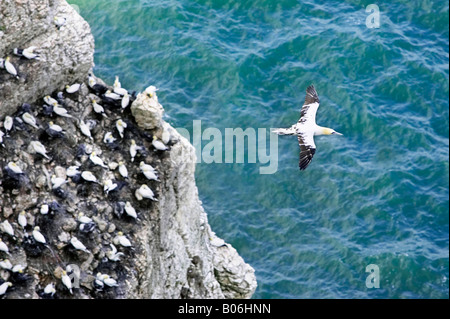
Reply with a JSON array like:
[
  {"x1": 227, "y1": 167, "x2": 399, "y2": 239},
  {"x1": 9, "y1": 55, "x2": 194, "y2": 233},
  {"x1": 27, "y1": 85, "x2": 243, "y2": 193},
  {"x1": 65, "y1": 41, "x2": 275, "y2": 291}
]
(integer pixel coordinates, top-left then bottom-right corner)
[{"x1": 273, "y1": 85, "x2": 342, "y2": 170}]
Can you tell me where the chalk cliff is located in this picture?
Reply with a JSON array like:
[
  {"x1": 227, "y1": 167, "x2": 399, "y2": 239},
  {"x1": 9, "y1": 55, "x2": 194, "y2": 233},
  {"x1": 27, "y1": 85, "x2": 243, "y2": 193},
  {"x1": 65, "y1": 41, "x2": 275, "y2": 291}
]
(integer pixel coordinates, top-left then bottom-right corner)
[{"x1": 0, "y1": 0, "x2": 256, "y2": 299}]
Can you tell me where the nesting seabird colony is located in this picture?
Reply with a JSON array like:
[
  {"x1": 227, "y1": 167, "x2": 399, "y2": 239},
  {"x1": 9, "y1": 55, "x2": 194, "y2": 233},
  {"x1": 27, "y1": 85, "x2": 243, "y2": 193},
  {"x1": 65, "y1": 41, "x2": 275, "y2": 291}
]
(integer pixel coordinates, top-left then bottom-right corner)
[{"x1": 1, "y1": 18, "x2": 176, "y2": 297}]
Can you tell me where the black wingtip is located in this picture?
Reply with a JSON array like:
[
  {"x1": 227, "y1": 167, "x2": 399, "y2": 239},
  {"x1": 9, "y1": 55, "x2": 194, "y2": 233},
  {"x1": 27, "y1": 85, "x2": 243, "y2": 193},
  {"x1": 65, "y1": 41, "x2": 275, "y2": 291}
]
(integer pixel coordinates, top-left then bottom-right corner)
[{"x1": 304, "y1": 85, "x2": 319, "y2": 104}]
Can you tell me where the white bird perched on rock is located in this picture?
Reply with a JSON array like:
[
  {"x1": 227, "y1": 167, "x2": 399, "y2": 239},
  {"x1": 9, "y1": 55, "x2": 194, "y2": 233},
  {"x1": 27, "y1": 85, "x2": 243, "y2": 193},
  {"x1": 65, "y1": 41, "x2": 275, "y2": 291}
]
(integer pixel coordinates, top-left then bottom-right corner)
[
  {"x1": 103, "y1": 131, "x2": 116, "y2": 144},
  {"x1": 0, "y1": 282, "x2": 12, "y2": 296},
  {"x1": 106, "y1": 243, "x2": 124, "y2": 262},
  {"x1": 92, "y1": 99, "x2": 107, "y2": 117},
  {"x1": 89, "y1": 152, "x2": 108, "y2": 168},
  {"x1": 1, "y1": 57, "x2": 19, "y2": 79},
  {"x1": 22, "y1": 112, "x2": 39, "y2": 129},
  {"x1": 129, "y1": 139, "x2": 141, "y2": 162},
  {"x1": 0, "y1": 130, "x2": 4, "y2": 147},
  {"x1": 7, "y1": 161, "x2": 23, "y2": 174},
  {"x1": 135, "y1": 184, "x2": 157, "y2": 201},
  {"x1": 161, "y1": 122, "x2": 172, "y2": 144},
  {"x1": 66, "y1": 165, "x2": 80, "y2": 177},
  {"x1": 61, "y1": 271, "x2": 72, "y2": 294},
  {"x1": 4, "y1": 116, "x2": 13, "y2": 133},
  {"x1": 103, "y1": 179, "x2": 118, "y2": 195},
  {"x1": 32, "y1": 226, "x2": 46, "y2": 244},
  {"x1": 30, "y1": 141, "x2": 50, "y2": 159},
  {"x1": 65, "y1": 83, "x2": 80, "y2": 94},
  {"x1": 114, "y1": 231, "x2": 132, "y2": 247},
  {"x1": 113, "y1": 76, "x2": 128, "y2": 96},
  {"x1": 52, "y1": 102, "x2": 73, "y2": 118},
  {"x1": 51, "y1": 174, "x2": 67, "y2": 189},
  {"x1": 0, "y1": 259, "x2": 12, "y2": 270},
  {"x1": 94, "y1": 272, "x2": 105, "y2": 289},
  {"x1": 144, "y1": 85, "x2": 158, "y2": 99},
  {"x1": 79, "y1": 120, "x2": 93, "y2": 140},
  {"x1": 54, "y1": 16, "x2": 67, "y2": 29},
  {"x1": 272, "y1": 85, "x2": 343, "y2": 170},
  {"x1": 14, "y1": 46, "x2": 40, "y2": 60},
  {"x1": 105, "y1": 90, "x2": 121, "y2": 100},
  {"x1": 81, "y1": 171, "x2": 97, "y2": 183},
  {"x1": 43, "y1": 283, "x2": 56, "y2": 296},
  {"x1": 77, "y1": 212, "x2": 93, "y2": 224},
  {"x1": 12, "y1": 264, "x2": 26, "y2": 273},
  {"x1": 102, "y1": 274, "x2": 118, "y2": 287},
  {"x1": 140, "y1": 162, "x2": 159, "y2": 181},
  {"x1": 48, "y1": 121, "x2": 64, "y2": 135},
  {"x1": 18, "y1": 211, "x2": 27, "y2": 229},
  {"x1": 121, "y1": 92, "x2": 130, "y2": 109},
  {"x1": 43, "y1": 95, "x2": 58, "y2": 106},
  {"x1": 118, "y1": 161, "x2": 128, "y2": 178},
  {"x1": 0, "y1": 239, "x2": 10, "y2": 255},
  {"x1": 40, "y1": 204, "x2": 49, "y2": 215},
  {"x1": 0, "y1": 220, "x2": 14, "y2": 237},
  {"x1": 116, "y1": 119, "x2": 127, "y2": 138},
  {"x1": 70, "y1": 236, "x2": 90, "y2": 253},
  {"x1": 124, "y1": 201, "x2": 137, "y2": 219},
  {"x1": 152, "y1": 136, "x2": 168, "y2": 151}
]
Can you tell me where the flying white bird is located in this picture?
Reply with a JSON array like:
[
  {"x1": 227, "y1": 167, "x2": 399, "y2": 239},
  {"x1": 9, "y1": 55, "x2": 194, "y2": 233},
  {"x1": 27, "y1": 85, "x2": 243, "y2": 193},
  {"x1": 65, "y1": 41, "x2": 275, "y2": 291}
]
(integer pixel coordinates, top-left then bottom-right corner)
[
  {"x1": 30, "y1": 141, "x2": 50, "y2": 159},
  {"x1": 273, "y1": 85, "x2": 343, "y2": 170},
  {"x1": 22, "y1": 112, "x2": 39, "y2": 129}
]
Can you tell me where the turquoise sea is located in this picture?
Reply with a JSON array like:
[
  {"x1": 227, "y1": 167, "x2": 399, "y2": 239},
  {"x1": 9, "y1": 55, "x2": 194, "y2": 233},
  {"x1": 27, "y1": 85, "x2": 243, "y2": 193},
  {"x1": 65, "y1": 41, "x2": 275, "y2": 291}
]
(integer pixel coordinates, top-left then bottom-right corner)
[{"x1": 69, "y1": 0, "x2": 449, "y2": 298}]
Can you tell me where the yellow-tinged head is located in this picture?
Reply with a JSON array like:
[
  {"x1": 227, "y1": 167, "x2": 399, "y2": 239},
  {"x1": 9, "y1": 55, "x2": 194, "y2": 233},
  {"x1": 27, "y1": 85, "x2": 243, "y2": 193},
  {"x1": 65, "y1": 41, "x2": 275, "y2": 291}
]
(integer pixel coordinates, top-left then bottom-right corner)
[{"x1": 321, "y1": 127, "x2": 343, "y2": 136}]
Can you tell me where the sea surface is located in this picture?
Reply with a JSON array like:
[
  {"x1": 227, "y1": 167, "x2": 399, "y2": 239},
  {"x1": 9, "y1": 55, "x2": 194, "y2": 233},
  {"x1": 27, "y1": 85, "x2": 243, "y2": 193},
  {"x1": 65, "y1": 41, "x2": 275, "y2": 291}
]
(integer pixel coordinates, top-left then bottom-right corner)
[{"x1": 69, "y1": 0, "x2": 449, "y2": 298}]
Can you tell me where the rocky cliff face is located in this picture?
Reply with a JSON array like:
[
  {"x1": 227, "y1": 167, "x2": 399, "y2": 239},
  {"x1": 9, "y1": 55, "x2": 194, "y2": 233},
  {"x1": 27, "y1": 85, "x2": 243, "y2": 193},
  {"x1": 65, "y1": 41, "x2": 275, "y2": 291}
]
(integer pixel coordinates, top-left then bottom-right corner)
[{"x1": 0, "y1": 0, "x2": 256, "y2": 299}]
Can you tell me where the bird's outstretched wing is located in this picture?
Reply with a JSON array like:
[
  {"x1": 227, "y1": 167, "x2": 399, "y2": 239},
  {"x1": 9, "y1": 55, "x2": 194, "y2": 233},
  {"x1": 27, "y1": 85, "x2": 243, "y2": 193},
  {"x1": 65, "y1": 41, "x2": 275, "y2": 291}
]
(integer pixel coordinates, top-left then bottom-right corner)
[
  {"x1": 298, "y1": 132, "x2": 316, "y2": 170},
  {"x1": 298, "y1": 85, "x2": 320, "y2": 124}
]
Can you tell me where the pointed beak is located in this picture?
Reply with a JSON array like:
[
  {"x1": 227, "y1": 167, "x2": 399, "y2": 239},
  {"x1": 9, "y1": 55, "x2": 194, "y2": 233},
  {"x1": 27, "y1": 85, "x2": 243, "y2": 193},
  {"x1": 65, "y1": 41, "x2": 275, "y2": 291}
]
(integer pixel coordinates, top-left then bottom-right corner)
[{"x1": 333, "y1": 131, "x2": 343, "y2": 136}]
